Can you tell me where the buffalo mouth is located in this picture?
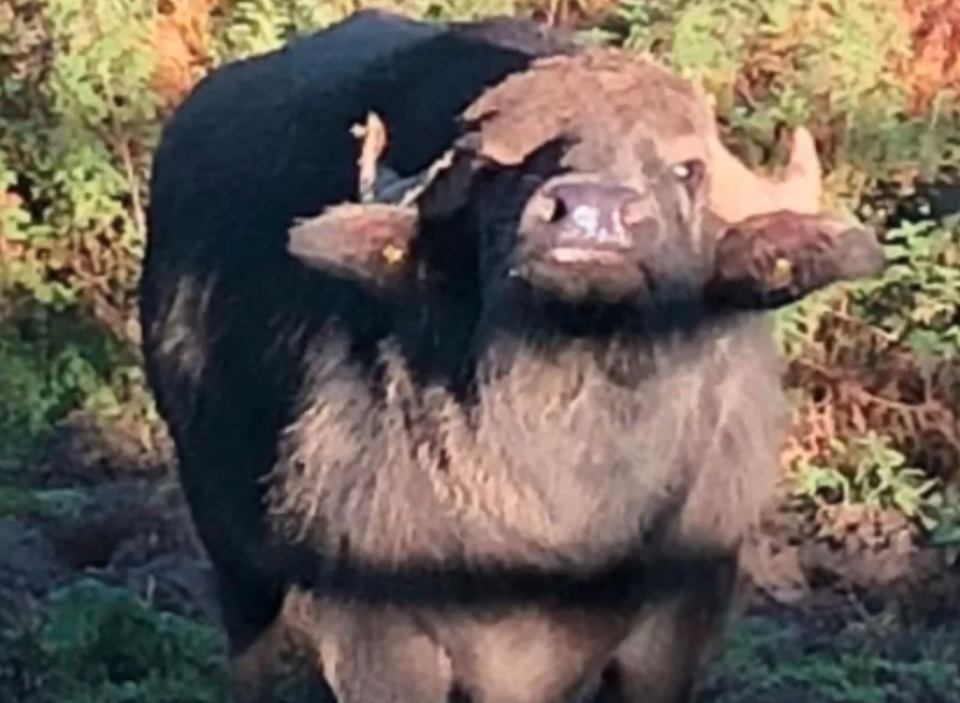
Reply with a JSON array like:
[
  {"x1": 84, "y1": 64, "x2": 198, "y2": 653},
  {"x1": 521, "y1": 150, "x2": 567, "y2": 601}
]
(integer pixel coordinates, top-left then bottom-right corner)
[
  {"x1": 533, "y1": 235, "x2": 639, "y2": 272},
  {"x1": 545, "y1": 244, "x2": 633, "y2": 266},
  {"x1": 512, "y1": 241, "x2": 649, "y2": 305},
  {"x1": 525, "y1": 215, "x2": 638, "y2": 269},
  {"x1": 522, "y1": 226, "x2": 637, "y2": 268}
]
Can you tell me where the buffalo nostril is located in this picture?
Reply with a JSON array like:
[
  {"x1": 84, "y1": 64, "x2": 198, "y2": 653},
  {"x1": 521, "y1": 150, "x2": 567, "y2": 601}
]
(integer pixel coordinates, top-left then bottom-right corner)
[
  {"x1": 618, "y1": 197, "x2": 648, "y2": 227},
  {"x1": 528, "y1": 191, "x2": 564, "y2": 223}
]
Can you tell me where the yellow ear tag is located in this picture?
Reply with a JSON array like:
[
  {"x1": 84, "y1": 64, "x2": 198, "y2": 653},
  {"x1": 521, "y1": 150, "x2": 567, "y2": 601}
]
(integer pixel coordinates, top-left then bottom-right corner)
[
  {"x1": 381, "y1": 243, "x2": 406, "y2": 266},
  {"x1": 770, "y1": 257, "x2": 793, "y2": 287}
]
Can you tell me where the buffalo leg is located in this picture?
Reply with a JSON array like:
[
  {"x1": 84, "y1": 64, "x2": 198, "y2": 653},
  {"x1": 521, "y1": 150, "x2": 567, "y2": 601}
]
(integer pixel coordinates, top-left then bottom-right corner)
[
  {"x1": 432, "y1": 609, "x2": 629, "y2": 703},
  {"x1": 284, "y1": 597, "x2": 454, "y2": 703},
  {"x1": 224, "y1": 584, "x2": 338, "y2": 703},
  {"x1": 607, "y1": 556, "x2": 739, "y2": 703},
  {"x1": 216, "y1": 573, "x2": 287, "y2": 703}
]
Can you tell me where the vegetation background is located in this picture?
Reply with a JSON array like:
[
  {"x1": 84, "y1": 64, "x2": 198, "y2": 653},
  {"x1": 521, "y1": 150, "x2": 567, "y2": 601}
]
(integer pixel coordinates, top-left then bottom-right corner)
[{"x1": 0, "y1": 1, "x2": 958, "y2": 701}]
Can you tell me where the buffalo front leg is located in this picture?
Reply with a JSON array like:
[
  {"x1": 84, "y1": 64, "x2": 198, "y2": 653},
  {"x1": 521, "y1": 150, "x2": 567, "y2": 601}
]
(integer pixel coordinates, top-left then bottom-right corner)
[
  {"x1": 221, "y1": 584, "x2": 334, "y2": 703},
  {"x1": 285, "y1": 595, "x2": 455, "y2": 703},
  {"x1": 605, "y1": 555, "x2": 740, "y2": 703},
  {"x1": 431, "y1": 608, "x2": 631, "y2": 703}
]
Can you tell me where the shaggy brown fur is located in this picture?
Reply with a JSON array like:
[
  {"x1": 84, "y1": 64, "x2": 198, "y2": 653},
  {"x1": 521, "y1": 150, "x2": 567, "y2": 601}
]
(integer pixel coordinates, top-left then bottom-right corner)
[
  {"x1": 139, "y1": 10, "x2": 885, "y2": 703},
  {"x1": 461, "y1": 50, "x2": 714, "y2": 165}
]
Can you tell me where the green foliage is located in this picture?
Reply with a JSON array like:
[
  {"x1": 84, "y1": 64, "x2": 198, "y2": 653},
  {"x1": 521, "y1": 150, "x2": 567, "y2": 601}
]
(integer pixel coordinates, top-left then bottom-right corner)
[
  {"x1": 1, "y1": 578, "x2": 226, "y2": 703},
  {"x1": 847, "y1": 216, "x2": 960, "y2": 359},
  {"x1": 0, "y1": 0, "x2": 159, "y2": 310},
  {"x1": 206, "y1": 0, "x2": 517, "y2": 61},
  {"x1": 790, "y1": 431, "x2": 942, "y2": 525},
  {"x1": 772, "y1": 214, "x2": 960, "y2": 545},
  {"x1": 0, "y1": 0, "x2": 162, "y2": 461},
  {"x1": 0, "y1": 309, "x2": 134, "y2": 465},
  {"x1": 772, "y1": 216, "x2": 960, "y2": 361},
  {"x1": 788, "y1": 428, "x2": 960, "y2": 554},
  {"x1": 414, "y1": 0, "x2": 518, "y2": 19},
  {"x1": 207, "y1": 0, "x2": 348, "y2": 60},
  {"x1": 928, "y1": 486, "x2": 960, "y2": 565}
]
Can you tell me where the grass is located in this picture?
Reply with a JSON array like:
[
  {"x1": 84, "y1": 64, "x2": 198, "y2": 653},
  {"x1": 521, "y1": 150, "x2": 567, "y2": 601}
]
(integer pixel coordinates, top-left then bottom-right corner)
[{"x1": 705, "y1": 614, "x2": 960, "y2": 702}]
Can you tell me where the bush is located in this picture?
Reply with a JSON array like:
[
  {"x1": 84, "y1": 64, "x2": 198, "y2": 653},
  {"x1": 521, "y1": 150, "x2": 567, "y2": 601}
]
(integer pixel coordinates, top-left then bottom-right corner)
[
  {"x1": 0, "y1": 0, "x2": 162, "y2": 463},
  {"x1": 1, "y1": 0, "x2": 958, "y2": 527},
  {"x1": 0, "y1": 578, "x2": 226, "y2": 703}
]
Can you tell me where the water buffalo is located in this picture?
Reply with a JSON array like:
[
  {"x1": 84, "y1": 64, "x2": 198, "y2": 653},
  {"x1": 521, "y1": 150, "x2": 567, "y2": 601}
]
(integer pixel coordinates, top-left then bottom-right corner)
[{"x1": 139, "y1": 9, "x2": 886, "y2": 703}]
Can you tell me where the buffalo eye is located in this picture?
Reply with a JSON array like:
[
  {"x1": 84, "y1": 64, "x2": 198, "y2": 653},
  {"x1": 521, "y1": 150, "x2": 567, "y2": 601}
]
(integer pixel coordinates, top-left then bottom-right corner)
[{"x1": 670, "y1": 158, "x2": 705, "y2": 198}]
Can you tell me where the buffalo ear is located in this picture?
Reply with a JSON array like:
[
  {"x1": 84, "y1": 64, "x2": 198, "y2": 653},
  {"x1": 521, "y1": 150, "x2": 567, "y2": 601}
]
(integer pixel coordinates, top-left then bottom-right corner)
[
  {"x1": 705, "y1": 210, "x2": 887, "y2": 310},
  {"x1": 287, "y1": 202, "x2": 420, "y2": 294},
  {"x1": 286, "y1": 144, "x2": 486, "y2": 297}
]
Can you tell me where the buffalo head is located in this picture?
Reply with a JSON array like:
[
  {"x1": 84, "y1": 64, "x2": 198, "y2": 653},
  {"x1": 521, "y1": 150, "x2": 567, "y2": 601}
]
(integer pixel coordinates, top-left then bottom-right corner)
[{"x1": 288, "y1": 49, "x2": 885, "y2": 314}]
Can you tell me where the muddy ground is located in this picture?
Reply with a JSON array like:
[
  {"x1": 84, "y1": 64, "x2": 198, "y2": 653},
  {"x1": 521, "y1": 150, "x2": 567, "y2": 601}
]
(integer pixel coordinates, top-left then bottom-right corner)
[{"x1": 1, "y1": 411, "x2": 958, "y2": 703}]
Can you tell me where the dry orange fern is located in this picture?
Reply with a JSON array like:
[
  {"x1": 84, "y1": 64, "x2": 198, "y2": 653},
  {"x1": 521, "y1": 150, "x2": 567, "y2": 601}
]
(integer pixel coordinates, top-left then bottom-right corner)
[
  {"x1": 149, "y1": 0, "x2": 219, "y2": 111},
  {"x1": 898, "y1": 0, "x2": 960, "y2": 115}
]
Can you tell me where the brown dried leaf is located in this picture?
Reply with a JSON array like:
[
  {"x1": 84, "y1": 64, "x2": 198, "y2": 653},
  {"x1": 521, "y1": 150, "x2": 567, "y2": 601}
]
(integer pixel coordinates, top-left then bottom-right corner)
[{"x1": 150, "y1": 0, "x2": 219, "y2": 110}]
